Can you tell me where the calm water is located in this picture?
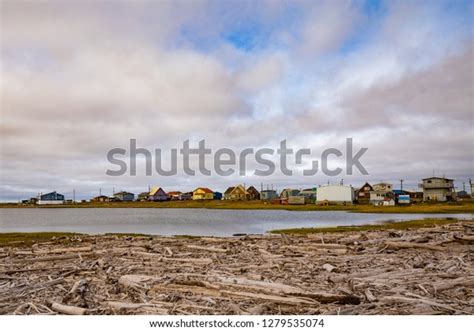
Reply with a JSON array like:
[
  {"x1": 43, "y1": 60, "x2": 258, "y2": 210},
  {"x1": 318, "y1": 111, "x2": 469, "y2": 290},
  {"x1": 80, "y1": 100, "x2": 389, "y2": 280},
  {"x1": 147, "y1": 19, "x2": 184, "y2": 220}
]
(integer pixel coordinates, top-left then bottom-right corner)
[{"x1": 0, "y1": 208, "x2": 471, "y2": 237}]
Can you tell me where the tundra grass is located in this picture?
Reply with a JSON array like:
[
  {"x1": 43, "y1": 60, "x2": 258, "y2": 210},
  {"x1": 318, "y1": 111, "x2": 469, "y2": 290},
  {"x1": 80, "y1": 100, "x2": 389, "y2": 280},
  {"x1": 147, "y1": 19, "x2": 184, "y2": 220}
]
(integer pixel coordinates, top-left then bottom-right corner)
[
  {"x1": 0, "y1": 232, "x2": 81, "y2": 246},
  {"x1": 2, "y1": 200, "x2": 474, "y2": 214},
  {"x1": 270, "y1": 218, "x2": 469, "y2": 235}
]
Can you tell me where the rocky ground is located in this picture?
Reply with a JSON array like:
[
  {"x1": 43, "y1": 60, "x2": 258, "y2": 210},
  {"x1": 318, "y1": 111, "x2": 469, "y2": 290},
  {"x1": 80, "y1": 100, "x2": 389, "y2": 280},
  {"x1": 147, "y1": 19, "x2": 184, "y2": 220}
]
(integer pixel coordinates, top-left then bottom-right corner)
[{"x1": 0, "y1": 221, "x2": 473, "y2": 315}]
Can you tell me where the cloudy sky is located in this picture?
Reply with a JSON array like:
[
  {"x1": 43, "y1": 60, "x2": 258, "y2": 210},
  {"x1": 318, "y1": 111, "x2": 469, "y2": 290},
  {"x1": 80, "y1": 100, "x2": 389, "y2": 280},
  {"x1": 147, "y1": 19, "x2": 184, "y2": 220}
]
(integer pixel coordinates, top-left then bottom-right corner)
[{"x1": 1, "y1": 0, "x2": 473, "y2": 201}]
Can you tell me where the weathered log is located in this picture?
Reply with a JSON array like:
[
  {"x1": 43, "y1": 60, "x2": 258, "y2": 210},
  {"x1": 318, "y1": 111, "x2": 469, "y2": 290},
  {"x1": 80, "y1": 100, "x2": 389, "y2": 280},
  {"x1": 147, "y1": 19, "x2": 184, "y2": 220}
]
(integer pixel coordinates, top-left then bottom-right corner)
[
  {"x1": 2, "y1": 266, "x2": 63, "y2": 275},
  {"x1": 186, "y1": 245, "x2": 227, "y2": 253},
  {"x1": 385, "y1": 241, "x2": 446, "y2": 251},
  {"x1": 28, "y1": 253, "x2": 94, "y2": 262},
  {"x1": 453, "y1": 234, "x2": 474, "y2": 243},
  {"x1": 104, "y1": 301, "x2": 168, "y2": 314},
  {"x1": 162, "y1": 257, "x2": 213, "y2": 265},
  {"x1": 34, "y1": 247, "x2": 92, "y2": 255},
  {"x1": 379, "y1": 296, "x2": 459, "y2": 313},
  {"x1": 207, "y1": 275, "x2": 302, "y2": 294},
  {"x1": 12, "y1": 250, "x2": 34, "y2": 256},
  {"x1": 219, "y1": 290, "x2": 318, "y2": 306},
  {"x1": 51, "y1": 302, "x2": 87, "y2": 315},
  {"x1": 432, "y1": 277, "x2": 474, "y2": 292}
]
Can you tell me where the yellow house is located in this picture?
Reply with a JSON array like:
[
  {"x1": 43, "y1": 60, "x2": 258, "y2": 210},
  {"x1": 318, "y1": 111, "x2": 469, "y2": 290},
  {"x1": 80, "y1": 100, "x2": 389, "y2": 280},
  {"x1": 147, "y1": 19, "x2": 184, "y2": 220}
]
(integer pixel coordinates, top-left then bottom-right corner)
[{"x1": 192, "y1": 187, "x2": 214, "y2": 200}]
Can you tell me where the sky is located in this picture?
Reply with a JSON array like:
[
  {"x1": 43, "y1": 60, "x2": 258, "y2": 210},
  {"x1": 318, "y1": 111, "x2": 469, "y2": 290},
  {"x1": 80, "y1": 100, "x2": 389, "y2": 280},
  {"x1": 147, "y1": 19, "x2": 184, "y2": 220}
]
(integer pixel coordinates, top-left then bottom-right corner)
[{"x1": 0, "y1": 0, "x2": 473, "y2": 201}]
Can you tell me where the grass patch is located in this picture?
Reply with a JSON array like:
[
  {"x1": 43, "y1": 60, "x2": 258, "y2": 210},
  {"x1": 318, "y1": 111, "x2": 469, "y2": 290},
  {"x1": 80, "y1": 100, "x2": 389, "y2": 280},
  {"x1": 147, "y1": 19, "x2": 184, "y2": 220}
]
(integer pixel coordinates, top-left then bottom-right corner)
[
  {"x1": 104, "y1": 232, "x2": 151, "y2": 238},
  {"x1": 0, "y1": 232, "x2": 81, "y2": 246},
  {"x1": 270, "y1": 218, "x2": 468, "y2": 235},
  {"x1": 2, "y1": 200, "x2": 473, "y2": 214},
  {"x1": 172, "y1": 235, "x2": 203, "y2": 240}
]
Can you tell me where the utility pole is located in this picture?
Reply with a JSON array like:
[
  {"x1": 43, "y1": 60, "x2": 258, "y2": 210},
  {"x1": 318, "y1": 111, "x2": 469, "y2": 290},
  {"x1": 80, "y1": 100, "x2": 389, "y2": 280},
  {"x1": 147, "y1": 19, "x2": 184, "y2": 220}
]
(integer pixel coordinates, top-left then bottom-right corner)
[
  {"x1": 73, "y1": 189, "x2": 76, "y2": 203},
  {"x1": 462, "y1": 182, "x2": 466, "y2": 192},
  {"x1": 99, "y1": 188, "x2": 102, "y2": 196},
  {"x1": 400, "y1": 179, "x2": 404, "y2": 191}
]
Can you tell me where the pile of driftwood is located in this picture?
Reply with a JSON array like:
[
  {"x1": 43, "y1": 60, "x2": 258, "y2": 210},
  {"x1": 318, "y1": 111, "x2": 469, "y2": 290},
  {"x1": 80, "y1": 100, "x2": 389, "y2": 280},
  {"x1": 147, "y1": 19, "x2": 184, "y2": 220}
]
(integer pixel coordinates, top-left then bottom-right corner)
[{"x1": 0, "y1": 221, "x2": 473, "y2": 315}]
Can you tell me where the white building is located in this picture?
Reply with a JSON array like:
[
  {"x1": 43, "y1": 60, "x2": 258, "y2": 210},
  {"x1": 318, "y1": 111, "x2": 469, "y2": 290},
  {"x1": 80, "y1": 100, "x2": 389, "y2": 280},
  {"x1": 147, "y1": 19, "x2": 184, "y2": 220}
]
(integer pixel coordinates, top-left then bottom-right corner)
[{"x1": 316, "y1": 185, "x2": 354, "y2": 205}]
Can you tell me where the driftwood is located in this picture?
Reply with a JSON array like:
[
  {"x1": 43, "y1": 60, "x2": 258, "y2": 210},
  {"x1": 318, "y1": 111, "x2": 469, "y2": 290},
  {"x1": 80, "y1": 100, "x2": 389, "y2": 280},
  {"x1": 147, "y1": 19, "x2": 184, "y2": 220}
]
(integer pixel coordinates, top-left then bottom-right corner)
[
  {"x1": 453, "y1": 234, "x2": 474, "y2": 243},
  {"x1": 51, "y1": 302, "x2": 87, "y2": 315},
  {"x1": 432, "y1": 277, "x2": 474, "y2": 292},
  {"x1": 379, "y1": 296, "x2": 460, "y2": 313},
  {"x1": 104, "y1": 301, "x2": 168, "y2": 314},
  {"x1": 34, "y1": 247, "x2": 92, "y2": 255},
  {"x1": 220, "y1": 290, "x2": 318, "y2": 305},
  {"x1": 185, "y1": 245, "x2": 227, "y2": 253},
  {"x1": 0, "y1": 220, "x2": 472, "y2": 315},
  {"x1": 384, "y1": 241, "x2": 446, "y2": 251}
]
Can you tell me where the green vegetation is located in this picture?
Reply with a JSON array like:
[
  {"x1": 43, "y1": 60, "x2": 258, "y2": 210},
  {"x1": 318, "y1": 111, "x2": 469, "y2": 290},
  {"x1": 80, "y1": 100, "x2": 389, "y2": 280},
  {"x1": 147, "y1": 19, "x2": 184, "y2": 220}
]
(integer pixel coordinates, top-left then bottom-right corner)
[
  {"x1": 0, "y1": 232, "x2": 81, "y2": 246},
  {"x1": 270, "y1": 218, "x2": 468, "y2": 235},
  {"x1": 104, "y1": 232, "x2": 151, "y2": 237},
  {"x1": 2, "y1": 199, "x2": 474, "y2": 214}
]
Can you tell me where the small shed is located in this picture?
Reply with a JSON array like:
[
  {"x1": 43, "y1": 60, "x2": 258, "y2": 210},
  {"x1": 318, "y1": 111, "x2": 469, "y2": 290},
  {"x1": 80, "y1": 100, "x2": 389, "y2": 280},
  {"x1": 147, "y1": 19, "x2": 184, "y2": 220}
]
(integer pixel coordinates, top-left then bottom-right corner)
[
  {"x1": 114, "y1": 191, "x2": 135, "y2": 202},
  {"x1": 91, "y1": 195, "x2": 111, "y2": 203},
  {"x1": 179, "y1": 192, "x2": 193, "y2": 200},
  {"x1": 288, "y1": 196, "x2": 306, "y2": 205},
  {"x1": 260, "y1": 190, "x2": 278, "y2": 201}
]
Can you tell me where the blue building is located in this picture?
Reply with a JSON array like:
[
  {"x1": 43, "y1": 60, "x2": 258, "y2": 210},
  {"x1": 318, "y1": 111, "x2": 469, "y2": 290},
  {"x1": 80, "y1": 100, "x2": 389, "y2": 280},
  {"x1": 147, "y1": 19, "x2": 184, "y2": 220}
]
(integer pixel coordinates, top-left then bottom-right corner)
[
  {"x1": 38, "y1": 191, "x2": 65, "y2": 205},
  {"x1": 393, "y1": 189, "x2": 410, "y2": 204},
  {"x1": 261, "y1": 190, "x2": 278, "y2": 201},
  {"x1": 213, "y1": 192, "x2": 223, "y2": 200},
  {"x1": 113, "y1": 191, "x2": 135, "y2": 201}
]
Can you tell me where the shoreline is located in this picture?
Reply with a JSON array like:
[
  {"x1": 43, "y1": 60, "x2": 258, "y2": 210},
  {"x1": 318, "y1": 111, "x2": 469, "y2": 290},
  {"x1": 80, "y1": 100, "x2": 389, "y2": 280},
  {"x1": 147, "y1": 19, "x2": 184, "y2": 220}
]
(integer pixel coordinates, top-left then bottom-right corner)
[
  {"x1": 0, "y1": 219, "x2": 472, "y2": 315},
  {"x1": 0, "y1": 218, "x2": 472, "y2": 245},
  {"x1": 0, "y1": 217, "x2": 470, "y2": 244}
]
